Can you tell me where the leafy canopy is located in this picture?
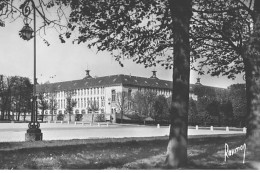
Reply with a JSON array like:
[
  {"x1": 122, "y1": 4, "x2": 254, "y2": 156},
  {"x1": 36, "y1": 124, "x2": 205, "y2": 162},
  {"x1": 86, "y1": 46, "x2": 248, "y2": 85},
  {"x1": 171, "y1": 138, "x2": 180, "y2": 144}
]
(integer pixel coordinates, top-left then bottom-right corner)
[
  {"x1": 191, "y1": 0, "x2": 253, "y2": 79},
  {"x1": 54, "y1": 0, "x2": 173, "y2": 69}
]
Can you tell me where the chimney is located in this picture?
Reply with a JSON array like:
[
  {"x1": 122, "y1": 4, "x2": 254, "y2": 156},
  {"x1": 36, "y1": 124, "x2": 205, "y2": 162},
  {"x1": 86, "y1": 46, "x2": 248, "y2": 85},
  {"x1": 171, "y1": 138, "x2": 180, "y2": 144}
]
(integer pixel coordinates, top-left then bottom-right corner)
[
  {"x1": 150, "y1": 70, "x2": 158, "y2": 79},
  {"x1": 84, "y1": 70, "x2": 92, "y2": 79},
  {"x1": 195, "y1": 77, "x2": 202, "y2": 85}
]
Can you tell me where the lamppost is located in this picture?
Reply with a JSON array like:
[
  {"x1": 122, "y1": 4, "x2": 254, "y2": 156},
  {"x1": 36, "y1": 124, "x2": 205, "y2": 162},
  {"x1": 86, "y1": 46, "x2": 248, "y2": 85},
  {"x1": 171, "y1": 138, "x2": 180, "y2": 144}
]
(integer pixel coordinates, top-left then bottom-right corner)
[{"x1": 20, "y1": 0, "x2": 42, "y2": 141}]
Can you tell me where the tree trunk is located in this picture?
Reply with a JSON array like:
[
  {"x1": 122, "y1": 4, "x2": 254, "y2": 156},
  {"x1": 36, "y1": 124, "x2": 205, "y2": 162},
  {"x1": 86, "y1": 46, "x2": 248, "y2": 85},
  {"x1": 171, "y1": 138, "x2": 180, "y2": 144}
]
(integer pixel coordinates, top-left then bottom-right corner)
[
  {"x1": 218, "y1": 114, "x2": 221, "y2": 127},
  {"x1": 243, "y1": 55, "x2": 253, "y2": 130},
  {"x1": 41, "y1": 110, "x2": 44, "y2": 122},
  {"x1": 8, "y1": 109, "x2": 11, "y2": 120},
  {"x1": 51, "y1": 113, "x2": 54, "y2": 121},
  {"x1": 246, "y1": 0, "x2": 260, "y2": 148},
  {"x1": 120, "y1": 110, "x2": 123, "y2": 123},
  {"x1": 17, "y1": 111, "x2": 20, "y2": 121},
  {"x1": 166, "y1": 0, "x2": 192, "y2": 168}
]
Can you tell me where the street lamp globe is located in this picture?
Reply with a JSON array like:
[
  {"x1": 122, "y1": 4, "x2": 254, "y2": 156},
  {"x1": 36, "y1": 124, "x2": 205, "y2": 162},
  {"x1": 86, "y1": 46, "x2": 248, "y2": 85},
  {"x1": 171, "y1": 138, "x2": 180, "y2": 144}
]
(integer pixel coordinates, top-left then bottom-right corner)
[{"x1": 19, "y1": 23, "x2": 33, "y2": 41}]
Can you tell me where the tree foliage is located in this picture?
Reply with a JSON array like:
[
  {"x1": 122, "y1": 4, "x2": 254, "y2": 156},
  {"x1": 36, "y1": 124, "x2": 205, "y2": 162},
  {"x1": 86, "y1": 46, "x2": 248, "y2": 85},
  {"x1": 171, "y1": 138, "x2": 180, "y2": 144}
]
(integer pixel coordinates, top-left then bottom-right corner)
[
  {"x1": 65, "y1": 90, "x2": 77, "y2": 121},
  {"x1": 52, "y1": 0, "x2": 174, "y2": 68},
  {"x1": 228, "y1": 84, "x2": 246, "y2": 126},
  {"x1": 190, "y1": 0, "x2": 256, "y2": 137},
  {"x1": 0, "y1": 75, "x2": 32, "y2": 121},
  {"x1": 115, "y1": 91, "x2": 129, "y2": 123},
  {"x1": 191, "y1": 0, "x2": 253, "y2": 78},
  {"x1": 132, "y1": 90, "x2": 157, "y2": 120},
  {"x1": 220, "y1": 100, "x2": 234, "y2": 126},
  {"x1": 0, "y1": 0, "x2": 194, "y2": 168},
  {"x1": 37, "y1": 88, "x2": 49, "y2": 122},
  {"x1": 47, "y1": 86, "x2": 58, "y2": 121},
  {"x1": 191, "y1": 84, "x2": 237, "y2": 126},
  {"x1": 88, "y1": 98, "x2": 99, "y2": 123},
  {"x1": 153, "y1": 94, "x2": 169, "y2": 122},
  {"x1": 245, "y1": 0, "x2": 260, "y2": 147}
]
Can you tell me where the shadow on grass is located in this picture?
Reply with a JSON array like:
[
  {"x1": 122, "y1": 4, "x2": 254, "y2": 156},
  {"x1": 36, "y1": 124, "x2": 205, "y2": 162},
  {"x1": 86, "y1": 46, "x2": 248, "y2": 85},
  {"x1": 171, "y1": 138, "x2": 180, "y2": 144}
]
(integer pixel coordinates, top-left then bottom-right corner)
[
  {"x1": 0, "y1": 135, "x2": 259, "y2": 169},
  {"x1": 186, "y1": 136, "x2": 259, "y2": 169},
  {"x1": 0, "y1": 140, "x2": 168, "y2": 169}
]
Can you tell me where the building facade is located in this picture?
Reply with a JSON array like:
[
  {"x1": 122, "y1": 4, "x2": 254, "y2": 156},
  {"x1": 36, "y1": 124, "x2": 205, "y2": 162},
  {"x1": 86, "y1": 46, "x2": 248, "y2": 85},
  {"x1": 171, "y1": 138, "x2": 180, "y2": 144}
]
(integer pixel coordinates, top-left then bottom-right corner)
[{"x1": 36, "y1": 70, "x2": 198, "y2": 122}]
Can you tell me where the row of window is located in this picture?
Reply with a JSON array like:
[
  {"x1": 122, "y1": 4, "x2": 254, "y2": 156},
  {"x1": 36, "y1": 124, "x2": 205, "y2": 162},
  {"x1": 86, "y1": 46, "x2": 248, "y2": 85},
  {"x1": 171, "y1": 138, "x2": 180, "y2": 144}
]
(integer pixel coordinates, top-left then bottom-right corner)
[
  {"x1": 44, "y1": 108, "x2": 105, "y2": 115},
  {"x1": 57, "y1": 96, "x2": 106, "y2": 109},
  {"x1": 111, "y1": 89, "x2": 132, "y2": 102},
  {"x1": 137, "y1": 87, "x2": 171, "y2": 96},
  {"x1": 55, "y1": 87, "x2": 105, "y2": 98}
]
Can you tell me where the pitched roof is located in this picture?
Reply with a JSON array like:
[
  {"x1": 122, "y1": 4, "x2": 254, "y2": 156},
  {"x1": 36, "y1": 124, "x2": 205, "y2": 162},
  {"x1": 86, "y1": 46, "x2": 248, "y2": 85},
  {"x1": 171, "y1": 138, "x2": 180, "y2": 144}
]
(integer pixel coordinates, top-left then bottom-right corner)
[
  {"x1": 36, "y1": 74, "x2": 173, "y2": 93},
  {"x1": 36, "y1": 74, "x2": 228, "y2": 93}
]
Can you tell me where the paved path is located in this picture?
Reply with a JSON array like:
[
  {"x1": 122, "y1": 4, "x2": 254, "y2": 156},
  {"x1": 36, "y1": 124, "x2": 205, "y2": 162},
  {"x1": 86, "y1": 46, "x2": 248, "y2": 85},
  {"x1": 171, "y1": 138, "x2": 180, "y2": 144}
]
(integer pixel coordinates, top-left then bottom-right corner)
[{"x1": 0, "y1": 123, "x2": 245, "y2": 142}]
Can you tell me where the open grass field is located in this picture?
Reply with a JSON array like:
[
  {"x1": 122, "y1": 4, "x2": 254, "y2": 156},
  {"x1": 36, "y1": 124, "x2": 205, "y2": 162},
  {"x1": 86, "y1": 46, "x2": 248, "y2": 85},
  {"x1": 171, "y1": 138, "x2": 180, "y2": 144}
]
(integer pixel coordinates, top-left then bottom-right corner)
[{"x1": 0, "y1": 135, "x2": 259, "y2": 170}]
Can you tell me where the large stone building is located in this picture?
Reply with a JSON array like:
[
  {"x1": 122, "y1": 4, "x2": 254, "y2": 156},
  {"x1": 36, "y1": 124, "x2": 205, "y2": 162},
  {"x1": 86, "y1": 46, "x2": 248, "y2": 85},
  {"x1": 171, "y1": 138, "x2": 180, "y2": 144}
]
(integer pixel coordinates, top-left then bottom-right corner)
[{"x1": 36, "y1": 70, "x2": 199, "y2": 122}]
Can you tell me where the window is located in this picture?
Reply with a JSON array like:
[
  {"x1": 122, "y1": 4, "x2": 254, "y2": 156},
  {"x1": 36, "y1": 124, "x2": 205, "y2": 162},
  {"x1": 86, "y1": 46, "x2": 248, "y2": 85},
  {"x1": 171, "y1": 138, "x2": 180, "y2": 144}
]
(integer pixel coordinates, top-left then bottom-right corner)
[
  {"x1": 101, "y1": 96, "x2": 105, "y2": 107},
  {"x1": 111, "y1": 90, "x2": 116, "y2": 102},
  {"x1": 57, "y1": 99, "x2": 60, "y2": 109},
  {"x1": 128, "y1": 102, "x2": 132, "y2": 110},
  {"x1": 81, "y1": 98, "x2": 83, "y2": 108},
  {"x1": 128, "y1": 89, "x2": 132, "y2": 98}
]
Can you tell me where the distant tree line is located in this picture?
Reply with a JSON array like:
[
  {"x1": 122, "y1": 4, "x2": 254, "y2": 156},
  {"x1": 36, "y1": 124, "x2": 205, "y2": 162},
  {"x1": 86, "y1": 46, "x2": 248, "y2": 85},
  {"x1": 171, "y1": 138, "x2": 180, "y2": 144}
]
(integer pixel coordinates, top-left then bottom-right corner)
[
  {"x1": 116, "y1": 84, "x2": 246, "y2": 127},
  {"x1": 115, "y1": 90, "x2": 171, "y2": 124},
  {"x1": 0, "y1": 74, "x2": 246, "y2": 127},
  {"x1": 0, "y1": 75, "x2": 32, "y2": 121},
  {"x1": 189, "y1": 84, "x2": 246, "y2": 127}
]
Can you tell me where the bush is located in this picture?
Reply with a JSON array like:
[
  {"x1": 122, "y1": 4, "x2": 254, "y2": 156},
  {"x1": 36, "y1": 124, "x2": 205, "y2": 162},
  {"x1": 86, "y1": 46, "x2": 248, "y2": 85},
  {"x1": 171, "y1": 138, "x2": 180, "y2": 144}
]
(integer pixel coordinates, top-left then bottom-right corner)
[
  {"x1": 95, "y1": 114, "x2": 105, "y2": 122},
  {"x1": 75, "y1": 114, "x2": 83, "y2": 121},
  {"x1": 57, "y1": 113, "x2": 64, "y2": 121}
]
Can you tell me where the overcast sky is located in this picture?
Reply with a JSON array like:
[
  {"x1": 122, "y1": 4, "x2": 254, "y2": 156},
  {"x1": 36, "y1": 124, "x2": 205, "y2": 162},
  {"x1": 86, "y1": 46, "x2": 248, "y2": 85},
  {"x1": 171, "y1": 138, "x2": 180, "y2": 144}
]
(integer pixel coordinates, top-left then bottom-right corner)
[{"x1": 0, "y1": 13, "x2": 245, "y2": 89}]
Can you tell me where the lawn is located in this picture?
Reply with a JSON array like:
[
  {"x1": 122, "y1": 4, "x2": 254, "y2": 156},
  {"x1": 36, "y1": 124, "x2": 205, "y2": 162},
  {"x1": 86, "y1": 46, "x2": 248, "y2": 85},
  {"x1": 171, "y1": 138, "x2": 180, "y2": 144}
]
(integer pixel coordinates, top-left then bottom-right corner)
[{"x1": 0, "y1": 135, "x2": 259, "y2": 170}]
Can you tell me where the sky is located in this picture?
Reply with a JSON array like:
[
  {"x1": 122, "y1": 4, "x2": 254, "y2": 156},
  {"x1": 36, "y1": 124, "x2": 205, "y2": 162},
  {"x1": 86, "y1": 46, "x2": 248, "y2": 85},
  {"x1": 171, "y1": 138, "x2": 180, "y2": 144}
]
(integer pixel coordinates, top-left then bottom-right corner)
[{"x1": 0, "y1": 10, "x2": 245, "y2": 89}]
